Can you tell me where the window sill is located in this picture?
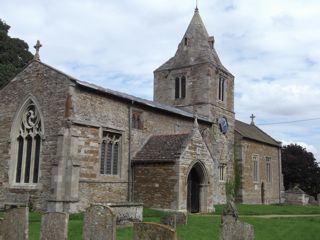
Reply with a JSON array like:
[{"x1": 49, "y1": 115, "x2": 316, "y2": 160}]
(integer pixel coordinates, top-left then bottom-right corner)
[{"x1": 9, "y1": 183, "x2": 42, "y2": 190}]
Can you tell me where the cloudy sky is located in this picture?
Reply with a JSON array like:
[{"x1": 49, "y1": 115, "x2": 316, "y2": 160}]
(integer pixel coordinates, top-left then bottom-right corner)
[{"x1": 1, "y1": 0, "x2": 320, "y2": 160}]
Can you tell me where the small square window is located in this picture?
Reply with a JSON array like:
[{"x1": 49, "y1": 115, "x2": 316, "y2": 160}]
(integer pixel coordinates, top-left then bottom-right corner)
[{"x1": 132, "y1": 111, "x2": 143, "y2": 130}]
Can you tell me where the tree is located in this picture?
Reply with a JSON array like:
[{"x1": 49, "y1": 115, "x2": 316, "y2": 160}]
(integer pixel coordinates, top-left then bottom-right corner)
[
  {"x1": 0, "y1": 19, "x2": 33, "y2": 88},
  {"x1": 282, "y1": 144, "x2": 320, "y2": 198}
]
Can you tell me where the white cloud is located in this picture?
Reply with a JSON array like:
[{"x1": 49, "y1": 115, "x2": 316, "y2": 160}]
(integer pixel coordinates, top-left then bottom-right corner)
[{"x1": 1, "y1": 0, "x2": 320, "y2": 160}]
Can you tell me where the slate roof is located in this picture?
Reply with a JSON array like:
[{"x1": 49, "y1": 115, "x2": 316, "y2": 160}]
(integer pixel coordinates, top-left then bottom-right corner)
[
  {"x1": 235, "y1": 120, "x2": 281, "y2": 147},
  {"x1": 155, "y1": 9, "x2": 231, "y2": 75},
  {"x1": 132, "y1": 134, "x2": 190, "y2": 164},
  {"x1": 32, "y1": 60, "x2": 211, "y2": 124}
]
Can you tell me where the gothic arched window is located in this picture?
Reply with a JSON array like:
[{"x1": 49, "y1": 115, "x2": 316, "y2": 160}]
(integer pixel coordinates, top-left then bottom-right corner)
[{"x1": 12, "y1": 99, "x2": 43, "y2": 185}]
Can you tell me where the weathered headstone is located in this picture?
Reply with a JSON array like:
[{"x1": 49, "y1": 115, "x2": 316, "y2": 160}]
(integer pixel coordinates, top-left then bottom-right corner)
[
  {"x1": 40, "y1": 212, "x2": 69, "y2": 240},
  {"x1": 133, "y1": 222, "x2": 177, "y2": 240},
  {"x1": 0, "y1": 217, "x2": 4, "y2": 240},
  {"x1": 83, "y1": 204, "x2": 116, "y2": 240},
  {"x1": 175, "y1": 211, "x2": 188, "y2": 225},
  {"x1": 219, "y1": 201, "x2": 254, "y2": 240},
  {"x1": 160, "y1": 214, "x2": 176, "y2": 229},
  {"x1": 1, "y1": 206, "x2": 29, "y2": 240}
]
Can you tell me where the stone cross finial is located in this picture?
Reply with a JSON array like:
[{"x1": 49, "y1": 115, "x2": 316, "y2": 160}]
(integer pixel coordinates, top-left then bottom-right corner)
[
  {"x1": 34, "y1": 40, "x2": 42, "y2": 61},
  {"x1": 193, "y1": 113, "x2": 199, "y2": 129},
  {"x1": 250, "y1": 114, "x2": 255, "y2": 125}
]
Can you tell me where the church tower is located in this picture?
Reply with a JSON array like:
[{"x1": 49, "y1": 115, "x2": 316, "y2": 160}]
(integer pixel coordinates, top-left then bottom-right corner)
[
  {"x1": 154, "y1": 9, "x2": 235, "y2": 203},
  {"x1": 154, "y1": 8, "x2": 234, "y2": 124}
]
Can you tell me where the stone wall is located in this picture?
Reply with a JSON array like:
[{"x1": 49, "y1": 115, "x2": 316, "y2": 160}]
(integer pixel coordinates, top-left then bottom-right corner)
[
  {"x1": 133, "y1": 163, "x2": 178, "y2": 210},
  {"x1": 178, "y1": 128, "x2": 214, "y2": 212},
  {"x1": 236, "y1": 137, "x2": 281, "y2": 204},
  {"x1": 0, "y1": 61, "x2": 71, "y2": 211}
]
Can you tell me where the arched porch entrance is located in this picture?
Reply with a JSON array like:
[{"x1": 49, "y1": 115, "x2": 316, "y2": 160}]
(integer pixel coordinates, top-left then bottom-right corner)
[{"x1": 187, "y1": 162, "x2": 208, "y2": 213}]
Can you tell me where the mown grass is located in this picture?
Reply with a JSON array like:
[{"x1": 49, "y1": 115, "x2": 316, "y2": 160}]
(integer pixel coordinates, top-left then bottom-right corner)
[
  {"x1": 26, "y1": 204, "x2": 320, "y2": 240},
  {"x1": 214, "y1": 204, "x2": 320, "y2": 215}
]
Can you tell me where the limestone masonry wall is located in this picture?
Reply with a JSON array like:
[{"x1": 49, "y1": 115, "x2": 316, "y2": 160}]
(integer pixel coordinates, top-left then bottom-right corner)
[
  {"x1": 237, "y1": 138, "x2": 281, "y2": 204},
  {"x1": 0, "y1": 61, "x2": 70, "y2": 211}
]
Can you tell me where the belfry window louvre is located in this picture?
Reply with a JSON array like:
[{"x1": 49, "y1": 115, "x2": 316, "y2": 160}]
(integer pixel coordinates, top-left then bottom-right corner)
[
  {"x1": 14, "y1": 101, "x2": 43, "y2": 184},
  {"x1": 100, "y1": 132, "x2": 121, "y2": 175},
  {"x1": 175, "y1": 76, "x2": 186, "y2": 99},
  {"x1": 218, "y1": 76, "x2": 225, "y2": 101}
]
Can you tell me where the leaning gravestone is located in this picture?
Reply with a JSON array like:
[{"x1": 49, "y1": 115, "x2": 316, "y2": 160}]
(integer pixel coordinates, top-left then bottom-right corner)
[
  {"x1": 133, "y1": 222, "x2": 177, "y2": 240},
  {"x1": 219, "y1": 201, "x2": 254, "y2": 240},
  {"x1": 160, "y1": 214, "x2": 176, "y2": 229},
  {"x1": 83, "y1": 205, "x2": 116, "y2": 240},
  {"x1": 40, "y1": 212, "x2": 69, "y2": 240},
  {"x1": 1, "y1": 206, "x2": 29, "y2": 240}
]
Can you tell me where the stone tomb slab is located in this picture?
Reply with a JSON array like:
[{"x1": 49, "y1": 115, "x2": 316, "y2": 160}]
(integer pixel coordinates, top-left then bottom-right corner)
[
  {"x1": 40, "y1": 212, "x2": 69, "y2": 240},
  {"x1": 83, "y1": 204, "x2": 116, "y2": 240},
  {"x1": 133, "y1": 222, "x2": 177, "y2": 240},
  {"x1": 1, "y1": 206, "x2": 29, "y2": 240}
]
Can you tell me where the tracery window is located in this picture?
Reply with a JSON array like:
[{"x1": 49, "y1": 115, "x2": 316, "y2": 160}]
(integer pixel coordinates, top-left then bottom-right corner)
[
  {"x1": 100, "y1": 131, "x2": 121, "y2": 175},
  {"x1": 13, "y1": 100, "x2": 43, "y2": 184}
]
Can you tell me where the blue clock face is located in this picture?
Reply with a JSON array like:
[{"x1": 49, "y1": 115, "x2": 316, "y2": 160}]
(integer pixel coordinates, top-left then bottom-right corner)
[{"x1": 218, "y1": 117, "x2": 228, "y2": 134}]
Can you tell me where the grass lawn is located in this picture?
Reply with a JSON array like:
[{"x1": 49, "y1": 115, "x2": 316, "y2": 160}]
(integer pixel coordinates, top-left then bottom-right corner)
[
  {"x1": 26, "y1": 204, "x2": 320, "y2": 240},
  {"x1": 214, "y1": 204, "x2": 320, "y2": 215}
]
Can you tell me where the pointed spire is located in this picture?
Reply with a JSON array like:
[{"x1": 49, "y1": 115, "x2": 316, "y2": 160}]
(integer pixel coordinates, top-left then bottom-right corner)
[
  {"x1": 155, "y1": 7, "x2": 230, "y2": 74},
  {"x1": 34, "y1": 40, "x2": 42, "y2": 61}
]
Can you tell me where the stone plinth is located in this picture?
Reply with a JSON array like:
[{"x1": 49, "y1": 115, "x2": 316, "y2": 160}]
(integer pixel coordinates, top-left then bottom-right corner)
[{"x1": 107, "y1": 202, "x2": 143, "y2": 225}]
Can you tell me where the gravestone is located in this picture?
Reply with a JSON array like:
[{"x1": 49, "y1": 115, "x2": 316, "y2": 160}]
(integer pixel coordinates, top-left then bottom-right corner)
[
  {"x1": 0, "y1": 217, "x2": 3, "y2": 240},
  {"x1": 1, "y1": 206, "x2": 29, "y2": 240},
  {"x1": 175, "y1": 211, "x2": 188, "y2": 225},
  {"x1": 40, "y1": 212, "x2": 69, "y2": 240},
  {"x1": 83, "y1": 205, "x2": 116, "y2": 240},
  {"x1": 133, "y1": 222, "x2": 177, "y2": 240},
  {"x1": 219, "y1": 201, "x2": 254, "y2": 240},
  {"x1": 160, "y1": 214, "x2": 176, "y2": 229}
]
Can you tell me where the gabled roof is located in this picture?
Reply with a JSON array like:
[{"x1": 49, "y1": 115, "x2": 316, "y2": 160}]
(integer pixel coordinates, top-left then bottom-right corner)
[
  {"x1": 285, "y1": 186, "x2": 306, "y2": 194},
  {"x1": 235, "y1": 120, "x2": 281, "y2": 147},
  {"x1": 132, "y1": 133, "x2": 190, "y2": 164},
  {"x1": 19, "y1": 60, "x2": 211, "y2": 124},
  {"x1": 155, "y1": 9, "x2": 231, "y2": 74}
]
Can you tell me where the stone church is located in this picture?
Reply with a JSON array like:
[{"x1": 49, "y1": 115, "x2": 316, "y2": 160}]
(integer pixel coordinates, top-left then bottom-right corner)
[{"x1": 0, "y1": 8, "x2": 283, "y2": 213}]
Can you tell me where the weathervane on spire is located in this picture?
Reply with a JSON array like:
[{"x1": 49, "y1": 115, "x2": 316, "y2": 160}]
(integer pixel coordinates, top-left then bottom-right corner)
[
  {"x1": 34, "y1": 40, "x2": 42, "y2": 61},
  {"x1": 195, "y1": 0, "x2": 199, "y2": 11}
]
